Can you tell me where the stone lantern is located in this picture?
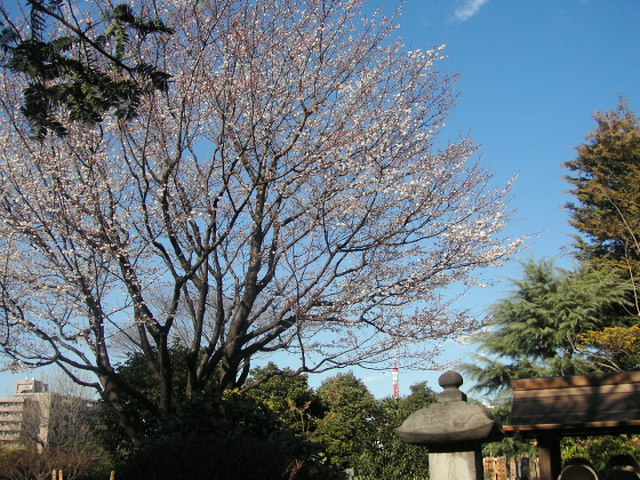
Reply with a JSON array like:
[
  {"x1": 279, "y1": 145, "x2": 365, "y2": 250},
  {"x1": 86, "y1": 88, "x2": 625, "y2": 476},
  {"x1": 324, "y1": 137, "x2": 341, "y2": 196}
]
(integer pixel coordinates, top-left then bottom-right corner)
[{"x1": 395, "y1": 370, "x2": 504, "y2": 480}]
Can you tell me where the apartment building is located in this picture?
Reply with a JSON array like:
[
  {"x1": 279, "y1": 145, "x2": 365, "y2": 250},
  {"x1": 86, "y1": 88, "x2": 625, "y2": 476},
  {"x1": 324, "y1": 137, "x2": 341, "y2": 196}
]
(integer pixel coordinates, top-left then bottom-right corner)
[{"x1": 0, "y1": 378, "x2": 96, "y2": 448}]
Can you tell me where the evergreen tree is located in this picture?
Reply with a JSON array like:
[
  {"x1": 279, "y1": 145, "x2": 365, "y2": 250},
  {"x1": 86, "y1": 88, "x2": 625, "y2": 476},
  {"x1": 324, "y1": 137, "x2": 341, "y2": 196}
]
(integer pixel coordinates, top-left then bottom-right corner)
[
  {"x1": 564, "y1": 101, "x2": 640, "y2": 317},
  {"x1": 0, "y1": 0, "x2": 172, "y2": 138},
  {"x1": 357, "y1": 383, "x2": 436, "y2": 480},
  {"x1": 96, "y1": 351, "x2": 342, "y2": 479},
  {"x1": 463, "y1": 259, "x2": 631, "y2": 398},
  {"x1": 314, "y1": 372, "x2": 379, "y2": 474},
  {"x1": 463, "y1": 259, "x2": 633, "y2": 462},
  {"x1": 247, "y1": 363, "x2": 324, "y2": 435}
]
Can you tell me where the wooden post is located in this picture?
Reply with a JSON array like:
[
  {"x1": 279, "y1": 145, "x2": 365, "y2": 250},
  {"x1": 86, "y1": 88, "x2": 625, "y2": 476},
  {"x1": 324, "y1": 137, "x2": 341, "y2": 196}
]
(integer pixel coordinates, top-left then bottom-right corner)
[{"x1": 537, "y1": 435, "x2": 561, "y2": 480}]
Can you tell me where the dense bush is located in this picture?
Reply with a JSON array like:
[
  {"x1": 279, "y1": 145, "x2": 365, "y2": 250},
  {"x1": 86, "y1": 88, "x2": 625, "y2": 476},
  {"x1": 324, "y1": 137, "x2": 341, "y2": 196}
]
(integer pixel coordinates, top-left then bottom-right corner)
[
  {"x1": 114, "y1": 392, "x2": 343, "y2": 480},
  {"x1": 117, "y1": 433, "x2": 342, "y2": 480}
]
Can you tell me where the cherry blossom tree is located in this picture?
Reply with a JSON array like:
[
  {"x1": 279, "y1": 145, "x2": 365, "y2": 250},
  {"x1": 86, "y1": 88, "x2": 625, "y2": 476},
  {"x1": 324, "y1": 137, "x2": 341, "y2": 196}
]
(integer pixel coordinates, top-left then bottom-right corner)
[{"x1": 0, "y1": 0, "x2": 520, "y2": 444}]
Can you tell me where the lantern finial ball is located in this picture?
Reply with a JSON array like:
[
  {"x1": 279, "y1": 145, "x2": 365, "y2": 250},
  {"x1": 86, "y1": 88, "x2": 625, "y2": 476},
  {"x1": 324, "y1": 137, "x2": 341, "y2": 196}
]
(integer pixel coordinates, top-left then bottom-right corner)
[{"x1": 438, "y1": 371, "x2": 463, "y2": 389}]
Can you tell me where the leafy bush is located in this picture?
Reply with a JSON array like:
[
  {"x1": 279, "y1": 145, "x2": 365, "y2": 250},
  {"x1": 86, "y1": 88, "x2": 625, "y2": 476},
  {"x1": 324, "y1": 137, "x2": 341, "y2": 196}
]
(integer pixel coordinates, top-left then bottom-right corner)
[
  {"x1": 562, "y1": 435, "x2": 640, "y2": 471},
  {"x1": 115, "y1": 392, "x2": 343, "y2": 480},
  {"x1": 117, "y1": 433, "x2": 342, "y2": 480}
]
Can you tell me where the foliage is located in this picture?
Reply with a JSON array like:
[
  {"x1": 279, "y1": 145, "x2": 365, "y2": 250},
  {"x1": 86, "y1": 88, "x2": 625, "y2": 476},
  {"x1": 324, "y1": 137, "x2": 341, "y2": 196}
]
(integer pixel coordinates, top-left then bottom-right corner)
[
  {"x1": 474, "y1": 396, "x2": 537, "y2": 459},
  {"x1": 96, "y1": 349, "x2": 436, "y2": 479},
  {"x1": 104, "y1": 371, "x2": 342, "y2": 479},
  {"x1": 564, "y1": 101, "x2": 640, "y2": 317},
  {"x1": 483, "y1": 435, "x2": 536, "y2": 460},
  {"x1": 120, "y1": 388, "x2": 345, "y2": 480},
  {"x1": 356, "y1": 382, "x2": 436, "y2": 480},
  {"x1": 463, "y1": 258, "x2": 631, "y2": 399},
  {"x1": 0, "y1": 0, "x2": 172, "y2": 138},
  {"x1": 562, "y1": 435, "x2": 640, "y2": 472},
  {"x1": 0, "y1": 0, "x2": 520, "y2": 446},
  {"x1": 313, "y1": 372, "x2": 379, "y2": 472},
  {"x1": 465, "y1": 257, "x2": 636, "y2": 461},
  {"x1": 94, "y1": 347, "x2": 339, "y2": 478},
  {"x1": 117, "y1": 431, "x2": 344, "y2": 480},
  {"x1": 247, "y1": 363, "x2": 324, "y2": 435},
  {"x1": 563, "y1": 101, "x2": 640, "y2": 372},
  {"x1": 95, "y1": 343, "x2": 207, "y2": 458},
  {"x1": 464, "y1": 102, "x2": 640, "y2": 466},
  {"x1": 579, "y1": 324, "x2": 640, "y2": 372},
  {"x1": 3, "y1": 363, "x2": 447, "y2": 480}
]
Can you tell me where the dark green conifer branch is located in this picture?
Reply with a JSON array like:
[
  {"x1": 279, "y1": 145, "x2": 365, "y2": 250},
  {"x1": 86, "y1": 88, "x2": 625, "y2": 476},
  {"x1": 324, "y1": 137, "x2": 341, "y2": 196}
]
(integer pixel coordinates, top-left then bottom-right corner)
[{"x1": 1, "y1": 0, "x2": 173, "y2": 138}]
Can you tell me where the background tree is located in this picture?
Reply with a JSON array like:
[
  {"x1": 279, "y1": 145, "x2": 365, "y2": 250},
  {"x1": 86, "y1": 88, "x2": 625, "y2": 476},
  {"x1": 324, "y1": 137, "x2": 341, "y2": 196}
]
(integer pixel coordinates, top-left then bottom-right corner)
[
  {"x1": 462, "y1": 258, "x2": 632, "y2": 462},
  {"x1": 94, "y1": 352, "x2": 433, "y2": 480},
  {"x1": 247, "y1": 363, "x2": 324, "y2": 435},
  {"x1": 563, "y1": 101, "x2": 640, "y2": 370},
  {"x1": 314, "y1": 372, "x2": 378, "y2": 474},
  {"x1": 97, "y1": 351, "x2": 340, "y2": 479},
  {"x1": 0, "y1": 0, "x2": 520, "y2": 446},
  {"x1": 357, "y1": 382, "x2": 436, "y2": 480},
  {"x1": 564, "y1": 101, "x2": 640, "y2": 316},
  {"x1": 463, "y1": 258, "x2": 631, "y2": 398},
  {"x1": 465, "y1": 102, "x2": 640, "y2": 465},
  {"x1": 95, "y1": 344, "x2": 202, "y2": 458}
]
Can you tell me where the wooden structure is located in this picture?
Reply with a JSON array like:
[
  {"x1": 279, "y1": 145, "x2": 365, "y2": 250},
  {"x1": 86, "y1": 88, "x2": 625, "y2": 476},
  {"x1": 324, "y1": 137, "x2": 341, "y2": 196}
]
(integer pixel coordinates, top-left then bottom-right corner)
[{"x1": 505, "y1": 371, "x2": 640, "y2": 480}]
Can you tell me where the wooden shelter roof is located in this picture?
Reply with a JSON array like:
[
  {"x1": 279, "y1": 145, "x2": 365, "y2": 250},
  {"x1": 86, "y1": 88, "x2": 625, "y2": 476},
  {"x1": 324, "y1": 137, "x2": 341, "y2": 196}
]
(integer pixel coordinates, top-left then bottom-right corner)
[{"x1": 504, "y1": 371, "x2": 640, "y2": 438}]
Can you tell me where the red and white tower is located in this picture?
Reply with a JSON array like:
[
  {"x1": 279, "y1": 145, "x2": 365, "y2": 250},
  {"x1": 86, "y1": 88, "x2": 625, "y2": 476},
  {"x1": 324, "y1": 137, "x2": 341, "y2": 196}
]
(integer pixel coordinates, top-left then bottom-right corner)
[{"x1": 392, "y1": 358, "x2": 399, "y2": 398}]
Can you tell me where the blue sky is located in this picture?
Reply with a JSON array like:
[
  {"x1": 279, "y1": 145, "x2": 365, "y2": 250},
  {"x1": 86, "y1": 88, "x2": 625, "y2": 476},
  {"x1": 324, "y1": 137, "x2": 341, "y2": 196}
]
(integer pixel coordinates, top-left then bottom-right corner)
[{"x1": 1, "y1": 0, "x2": 639, "y2": 398}]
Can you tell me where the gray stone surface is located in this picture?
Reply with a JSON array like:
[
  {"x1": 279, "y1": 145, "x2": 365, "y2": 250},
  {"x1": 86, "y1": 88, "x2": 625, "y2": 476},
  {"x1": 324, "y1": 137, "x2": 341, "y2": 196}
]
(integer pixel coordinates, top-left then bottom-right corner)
[
  {"x1": 429, "y1": 451, "x2": 481, "y2": 480},
  {"x1": 394, "y1": 370, "x2": 503, "y2": 447}
]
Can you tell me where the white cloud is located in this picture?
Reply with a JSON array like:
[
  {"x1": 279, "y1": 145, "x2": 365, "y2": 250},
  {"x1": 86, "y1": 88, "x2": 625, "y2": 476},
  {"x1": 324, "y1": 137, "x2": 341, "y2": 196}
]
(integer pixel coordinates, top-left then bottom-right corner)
[
  {"x1": 454, "y1": 0, "x2": 490, "y2": 22},
  {"x1": 361, "y1": 372, "x2": 390, "y2": 385}
]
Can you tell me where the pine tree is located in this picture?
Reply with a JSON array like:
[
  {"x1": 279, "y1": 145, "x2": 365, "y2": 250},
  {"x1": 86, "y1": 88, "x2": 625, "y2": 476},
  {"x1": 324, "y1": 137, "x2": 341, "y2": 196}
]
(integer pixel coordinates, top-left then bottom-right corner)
[
  {"x1": 564, "y1": 101, "x2": 640, "y2": 316},
  {"x1": 463, "y1": 259, "x2": 631, "y2": 397}
]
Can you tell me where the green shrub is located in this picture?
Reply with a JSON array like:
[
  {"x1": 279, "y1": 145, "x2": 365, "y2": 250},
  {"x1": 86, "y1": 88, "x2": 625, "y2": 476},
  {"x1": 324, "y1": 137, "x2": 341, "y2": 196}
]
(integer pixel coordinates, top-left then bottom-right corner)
[{"x1": 117, "y1": 433, "x2": 343, "y2": 480}]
